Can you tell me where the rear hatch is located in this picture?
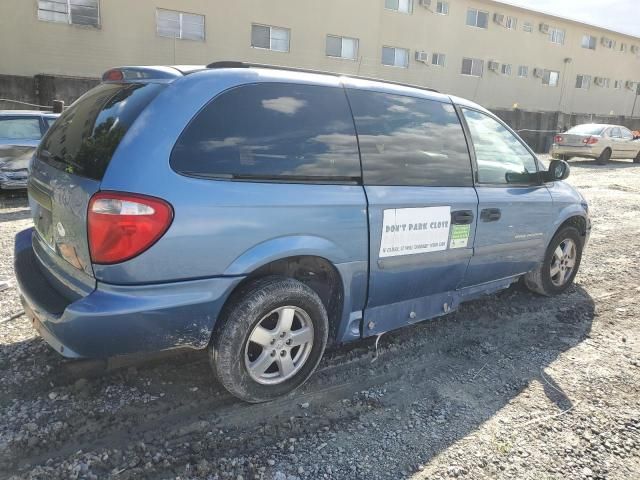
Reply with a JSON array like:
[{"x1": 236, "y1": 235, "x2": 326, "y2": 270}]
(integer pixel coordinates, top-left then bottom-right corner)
[{"x1": 29, "y1": 82, "x2": 166, "y2": 293}]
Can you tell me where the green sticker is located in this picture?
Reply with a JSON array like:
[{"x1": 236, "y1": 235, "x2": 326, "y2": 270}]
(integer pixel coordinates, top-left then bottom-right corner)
[{"x1": 450, "y1": 224, "x2": 470, "y2": 249}]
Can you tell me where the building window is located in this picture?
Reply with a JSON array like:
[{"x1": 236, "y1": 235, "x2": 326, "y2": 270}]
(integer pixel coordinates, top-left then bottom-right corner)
[
  {"x1": 466, "y1": 9, "x2": 489, "y2": 29},
  {"x1": 619, "y1": 43, "x2": 627, "y2": 53},
  {"x1": 432, "y1": 53, "x2": 446, "y2": 67},
  {"x1": 436, "y1": 1, "x2": 449, "y2": 15},
  {"x1": 549, "y1": 27, "x2": 565, "y2": 45},
  {"x1": 326, "y1": 35, "x2": 359, "y2": 60},
  {"x1": 37, "y1": 0, "x2": 100, "y2": 27},
  {"x1": 576, "y1": 74, "x2": 591, "y2": 89},
  {"x1": 523, "y1": 22, "x2": 533, "y2": 33},
  {"x1": 543, "y1": 70, "x2": 560, "y2": 87},
  {"x1": 251, "y1": 24, "x2": 290, "y2": 52},
  {"x1": 385, "y1": 0, "x2": 413, "y2": 14},
  {"x1": 517, "y1": 66, "x2": 528, "y2": 78},
  {"x1": 461, "y1": 58, "x2": 484, "y2": 77},
  {"x1": 614, "y1": 80, "x2": 622, "y2": 89},
  {"x1": 156, "y1": 9, "x2": 205, "y2": 41},
  {"x1": 382, "y1": 47, "x2": 409, "y2": 67},
  {"x1": 601, "y1": 37, "x2": 616, "y2": 49},
  {"x1": 581, "y1": 35, "x2": 597, "y2": 50},
  {"x1": 505, "y1": 16, "x2": 517, "y2": 30},
  {"x1": 501, "y1": 64, "x2": 512, "y2": 75}
]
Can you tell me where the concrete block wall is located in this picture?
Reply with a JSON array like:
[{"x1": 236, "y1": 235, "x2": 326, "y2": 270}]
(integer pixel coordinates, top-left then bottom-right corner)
[{"x1": 0, "y1": 74, "x2": 99, "y2": 111}]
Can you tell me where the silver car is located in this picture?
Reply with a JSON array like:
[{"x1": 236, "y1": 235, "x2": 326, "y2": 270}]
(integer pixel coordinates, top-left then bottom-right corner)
[
  {"x1": 0, "y1": 110, "x2": 59, "y2": 189},
  {"x1": 551, "y1": 124, "x2": 640, "y2": 165}
]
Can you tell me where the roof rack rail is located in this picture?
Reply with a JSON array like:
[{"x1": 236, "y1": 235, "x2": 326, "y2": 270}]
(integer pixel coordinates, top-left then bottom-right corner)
[{"x1": 206, "y1": 61, "x2": 439, "y2": 93}]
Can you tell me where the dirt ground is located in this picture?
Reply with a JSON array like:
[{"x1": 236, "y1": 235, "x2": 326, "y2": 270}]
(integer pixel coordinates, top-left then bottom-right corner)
[{"x1": 0, "y1": 156, "x2": 639, "y2": 480}]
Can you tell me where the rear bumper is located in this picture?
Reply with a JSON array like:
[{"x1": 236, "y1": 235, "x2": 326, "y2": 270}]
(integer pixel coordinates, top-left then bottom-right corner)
[
  {"x1": 550, "y1": 144, "x2": 602, "y2": 159},
  {"x1": 15, "y1": 228, "x2": 244, "y2": 359}
]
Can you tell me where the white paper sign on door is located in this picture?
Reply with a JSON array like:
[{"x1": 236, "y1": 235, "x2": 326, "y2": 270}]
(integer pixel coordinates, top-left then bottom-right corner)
[{"x1": 379, "y1": 206, "x2": 451, "y2": 258}]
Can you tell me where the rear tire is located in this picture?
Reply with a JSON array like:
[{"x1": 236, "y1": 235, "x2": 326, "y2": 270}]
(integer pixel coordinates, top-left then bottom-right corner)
[
  {"x1": 211, "y1": 276, "x2": 328, "y2": 403},
  {"x1": 524, "y1": 226, "x2": 583, "y2": 296},
  {"x1": 596, "y1": 148, "x2": 611, "y2": 165},
  {"x1": 634, "y1": 151, "x2": 640, "y2": 164}
]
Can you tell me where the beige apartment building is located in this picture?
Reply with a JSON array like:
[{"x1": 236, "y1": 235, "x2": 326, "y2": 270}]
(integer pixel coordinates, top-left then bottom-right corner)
[{"x1": 1, "y1": 0, "x2": 639, "y2": 115}]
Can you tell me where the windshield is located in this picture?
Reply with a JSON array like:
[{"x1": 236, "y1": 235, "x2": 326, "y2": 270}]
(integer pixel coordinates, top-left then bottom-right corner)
[
  {"x1": 37, "y1": 82, "x2": 165, "y2": 181},
  {"x1": 567, "y1": 125, "x2": 605, "y2": 136}
]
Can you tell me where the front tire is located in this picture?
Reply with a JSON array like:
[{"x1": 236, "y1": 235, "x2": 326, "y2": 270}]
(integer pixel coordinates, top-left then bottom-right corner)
[
  {"x1": 634, "y1": 150, "x2": 640, "y2": 164},
  {"x1": 211, "y1": 276, "x2": 329, "y2": 403},
  {"x1": 524, "y1": 226, "x2": 583, "y2": 296}
]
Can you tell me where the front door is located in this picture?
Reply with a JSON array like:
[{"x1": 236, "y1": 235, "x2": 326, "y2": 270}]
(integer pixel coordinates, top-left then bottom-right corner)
[
  {"x1": 344, "y1": 85, "x2": 478, "y2": 337},
  {"x1": 459, "y1": 107, "x2": 555, "y2": 287}
]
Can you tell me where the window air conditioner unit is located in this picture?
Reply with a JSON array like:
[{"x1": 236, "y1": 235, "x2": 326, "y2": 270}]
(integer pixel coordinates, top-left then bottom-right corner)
[
  {"x1": 493, "y1": 13, "x2": 505, "y2": 25},
  {"x1": 594, "y1": 77, "x2": 604, "y2": 86},
  {"x1": 539, "y1": 23, "x2": 549, "y2": 34},
  {"x1": 533, "y1": 68, "x2": 544, "y2": 78},
  {"x1": 626, "y1": 81, "x2": 636, "y2": 90},
  {"x1": 488, "y1": 61, "x2": 500, "y2": 71},
  {"x1": 419, "y1": 0, "x2": 432, "y2": 8},
  {"x1": 631, "y1": 45, "x2": 639, "y2": 54},
  {"x1": 415, "y1": 51, "x2": 430, "y2": 63}
]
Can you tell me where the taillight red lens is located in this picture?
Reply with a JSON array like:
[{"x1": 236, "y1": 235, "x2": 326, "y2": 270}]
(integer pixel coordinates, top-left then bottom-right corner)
[
  {"x1": 583, "y1": 136, "x2": 599, "y2": 145},
  {"x1": 554, "y1": 135, "x2": 563, "y2": 143},
  {"x1": 88, "y1": 192, "x2": 173, "y2": 265}
]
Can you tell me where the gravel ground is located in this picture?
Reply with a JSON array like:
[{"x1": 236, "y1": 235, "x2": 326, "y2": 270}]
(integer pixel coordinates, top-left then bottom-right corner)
[{"x1": 0, "y1": 155, "x2": 639, "y2": 480}]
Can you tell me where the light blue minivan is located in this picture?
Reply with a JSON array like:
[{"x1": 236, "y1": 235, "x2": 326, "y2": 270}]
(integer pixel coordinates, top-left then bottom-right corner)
[{"x1": 15, "y1": 63, "x2": 590, "y2": 402}]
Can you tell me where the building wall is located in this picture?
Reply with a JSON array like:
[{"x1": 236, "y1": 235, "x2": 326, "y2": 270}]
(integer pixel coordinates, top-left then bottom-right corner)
[{"x1": 1, "y1": 0, "x2": 639, "y2": 115}]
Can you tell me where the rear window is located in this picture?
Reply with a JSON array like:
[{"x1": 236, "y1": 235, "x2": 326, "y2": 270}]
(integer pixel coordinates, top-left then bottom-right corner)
[
  {"x1": 0, "y1": 117, "x2": 42, "y2": 140},
  {"x1": 170, "y1": 83, "x2": 361, "y2": 182},
  {"x1": 346, "y1": 90, "x2": 473, "y2": 186},
  {"x1": 37, "y1": 83, "x2": 165, "y2": 181},
  {"x1": 567, "y1": 125, "x2": 605, "y2": 136}
]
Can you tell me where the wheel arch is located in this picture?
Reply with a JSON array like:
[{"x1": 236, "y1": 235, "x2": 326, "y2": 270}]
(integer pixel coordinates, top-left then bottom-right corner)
[
  {"x1": 217, "y1": 255, "x2": 346, "y2": 345},
  {"x1": 557, "y1": 215, "x2": 587, "y2": 236}
]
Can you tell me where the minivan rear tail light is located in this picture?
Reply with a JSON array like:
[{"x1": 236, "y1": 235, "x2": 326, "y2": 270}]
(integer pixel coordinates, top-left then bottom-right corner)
[
  {"x1": 583, "y1": 136, "x2": 599, "y2": 145},
  {"x1": 554, "y1": 135, "x2": 563, "y2": 143},
  {"x1": 88, "y1": 192, "x2": 173, "y2": 264}
]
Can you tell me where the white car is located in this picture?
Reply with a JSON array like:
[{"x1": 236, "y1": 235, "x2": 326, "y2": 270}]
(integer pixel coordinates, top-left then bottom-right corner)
[{"x1": 551, "y1": 124, "x2": 640, "y2": 165}]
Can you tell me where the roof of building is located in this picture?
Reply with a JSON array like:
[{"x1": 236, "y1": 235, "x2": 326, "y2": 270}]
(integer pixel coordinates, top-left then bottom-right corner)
[{"x1": 490, "y1": 0, "x2": 640, "y2": 40}]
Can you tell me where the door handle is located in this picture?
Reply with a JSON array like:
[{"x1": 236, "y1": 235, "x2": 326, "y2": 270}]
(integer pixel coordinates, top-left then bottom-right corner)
[
  {"x1": 481, "y1": 208, "x2": 502, "y2": 222},
  {"x1": 451, "y1": 210, "x2": 474, "y2": 225}
]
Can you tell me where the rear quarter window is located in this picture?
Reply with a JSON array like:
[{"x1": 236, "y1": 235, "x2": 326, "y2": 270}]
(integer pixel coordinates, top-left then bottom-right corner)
[
  {"x1": 170, "y1": 83, "x2": 361, "y2": 182},
  {"x1": 37, "y1": 83, "x2": 165, "y2": 181},
  {"x1": 346, "y1": 90, "x2": 473, "y2": 187}
]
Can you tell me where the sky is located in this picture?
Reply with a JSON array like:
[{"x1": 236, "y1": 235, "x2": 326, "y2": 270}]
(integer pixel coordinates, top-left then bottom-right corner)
[{"x1": 502, "y1": 0, "x2": 640, "y2": 37}]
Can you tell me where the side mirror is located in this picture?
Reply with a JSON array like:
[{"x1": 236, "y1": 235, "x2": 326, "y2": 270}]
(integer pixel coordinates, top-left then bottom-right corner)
[{"x1": 546, "y1": 159, "x2": 570, "y2": 182}]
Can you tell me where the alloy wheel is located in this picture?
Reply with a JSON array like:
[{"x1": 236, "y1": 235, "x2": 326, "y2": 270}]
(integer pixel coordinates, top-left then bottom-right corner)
[
  {"x1": 550, "y1": 238, "x2": 577, "y2": 287},
  {"x1": 244, "y1": 306, "x2": 314, "y2": 385}
]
